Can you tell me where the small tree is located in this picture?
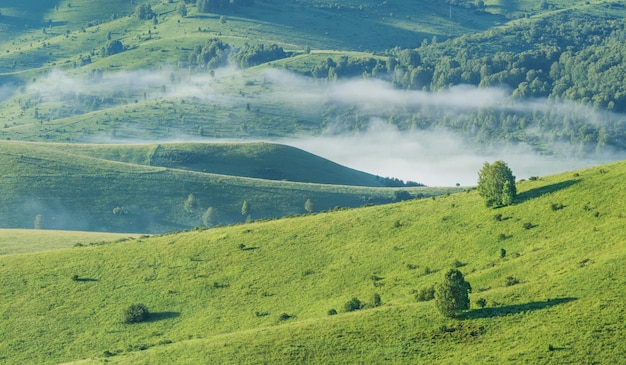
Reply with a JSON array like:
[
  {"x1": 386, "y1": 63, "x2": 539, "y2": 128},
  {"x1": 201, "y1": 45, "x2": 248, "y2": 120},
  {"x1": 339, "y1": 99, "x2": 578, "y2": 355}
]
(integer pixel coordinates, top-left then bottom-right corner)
[
  {"x1": 184, "y1": 194, "x2": 197, "y2": 213},
  {"x1": 34, "y1": 214, "x2": 45, "y2": 229},
  {"x1": 477, "y1": 161, "x2": 516, "y2": 208},
  {"x1": 241, "y1": 199, "x2": 250, "y2": 217},
  {"x1": 135, "y1": 4, "x2": 155, "y2": 20},
  {"x1": 202, "y1": 207, "x2": 217, "y2": 227},
  {"x1": 434, "y1": 269, "x2": 472, "y2": 318},
  {"x1": 304, "y1": 198, "x2": 314, "y2": 214},
  {"x1": 178, "y1": 1, "x2": 188, "y2": 16},
  {"x1": 122, "y1": 303, "x2": 150, "y2": 323}
]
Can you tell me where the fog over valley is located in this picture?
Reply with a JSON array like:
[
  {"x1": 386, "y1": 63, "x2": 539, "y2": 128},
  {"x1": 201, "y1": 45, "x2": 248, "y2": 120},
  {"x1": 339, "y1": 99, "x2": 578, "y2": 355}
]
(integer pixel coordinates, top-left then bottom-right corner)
[{"x1": 7, "y1": 67, "x2": 626, "y2": 186}]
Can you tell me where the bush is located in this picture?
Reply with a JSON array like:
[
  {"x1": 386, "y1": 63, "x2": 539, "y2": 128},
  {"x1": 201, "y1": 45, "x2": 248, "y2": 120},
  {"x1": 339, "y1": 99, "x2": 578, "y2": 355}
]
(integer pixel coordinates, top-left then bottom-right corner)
[
  {"x1": 476, "y1": 298, "x2": 487, "y2": 308},
  {"x1": 327, "y1": 308, "x2": 338, "y2": 316},
  {"x1": 415, "y1": 285, "x2": 435, "y2": 302},
  {"x1": 122, "y1": 303, "x2": 150, "y2": 323},
  {"x1": 523, "y1": 222, "x2": 534, "y2": 229},
  {"x1": 505, "y1": 276, "x2": 520, "y2": 286},
  {"x1": 278, "y1": 313, "x2": 292, "y2": 321},
  {"x1": 344, "y1": 297, "x2": 363, "y2": 312},
  {"x1": 500, "y1": 248, "x2": 507, "y2": 258},
  {"x1": 371, "y1": 293, "x2": 382, "y2": 307}
]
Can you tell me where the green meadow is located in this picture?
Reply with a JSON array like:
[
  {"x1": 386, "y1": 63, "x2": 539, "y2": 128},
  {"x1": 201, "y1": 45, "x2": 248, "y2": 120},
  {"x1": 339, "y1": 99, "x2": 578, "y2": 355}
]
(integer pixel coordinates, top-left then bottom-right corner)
[{"x1": 0, "y1": 161, "x2": 625, "y2": 363}]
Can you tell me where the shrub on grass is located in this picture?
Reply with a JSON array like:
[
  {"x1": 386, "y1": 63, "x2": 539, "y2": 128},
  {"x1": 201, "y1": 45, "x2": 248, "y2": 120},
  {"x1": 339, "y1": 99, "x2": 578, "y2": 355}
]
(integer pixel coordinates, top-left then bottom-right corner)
[
  {"x1": 344, "y1": 297, "x2": 363, "y2": 312},
  {"x1": 278, "y1": 313, "x2": 291, "y2": 321},
  {"x1": 122, "y1": 303, "x2": 150, "y2": 324},
  {"x1": 476, "y1": 298, "x2": 487, "y2": 308},
  {"x1": 327, "y1": 308, "x2": 337, "y2": 316},
  {"x1": 415, "y1": 285, "x2": 435, "y2": 302},
  {"x1": 523, "y1": 222, "x2": 534, "y2": 229},
  {"x1": 371, "y1": 293, "x2": 382, "y2": 307},
  {"x1": 505, "y1": 276, "x2": 520, "y2": 286},
  {"x1": 434, "y1": 269, "x2": 472, "y2": 318}
]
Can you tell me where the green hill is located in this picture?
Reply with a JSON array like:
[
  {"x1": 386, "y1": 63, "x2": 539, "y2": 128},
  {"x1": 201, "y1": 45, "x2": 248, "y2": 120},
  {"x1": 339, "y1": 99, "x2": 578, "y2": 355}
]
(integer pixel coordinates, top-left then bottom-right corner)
[
  {"x1": 0, "y1": 140, "x2": 444, "y2": 233},
  {"x1": 0, "y1": 229, "x2": 137, "y2": 255},
  {"x1": 0, "y1": 160, "x2": 625, "y2": 363}
]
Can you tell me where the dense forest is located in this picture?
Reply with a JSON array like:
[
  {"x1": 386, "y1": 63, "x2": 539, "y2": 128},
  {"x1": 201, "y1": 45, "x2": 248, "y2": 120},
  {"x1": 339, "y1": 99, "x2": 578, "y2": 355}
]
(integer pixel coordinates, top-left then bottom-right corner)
[{"x1": 304, "y1": 13, "x2": 626, "y2": 154}]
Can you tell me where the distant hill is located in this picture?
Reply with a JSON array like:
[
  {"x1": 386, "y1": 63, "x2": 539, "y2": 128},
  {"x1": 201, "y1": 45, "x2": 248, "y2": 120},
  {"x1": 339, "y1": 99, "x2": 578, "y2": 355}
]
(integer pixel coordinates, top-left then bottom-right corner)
[
  {"x1": 0, "y1": 140, "x2": 446, "y2": 233},
  {"x1": 0, "y1": 160, "x2": 625, "y2": 363}
]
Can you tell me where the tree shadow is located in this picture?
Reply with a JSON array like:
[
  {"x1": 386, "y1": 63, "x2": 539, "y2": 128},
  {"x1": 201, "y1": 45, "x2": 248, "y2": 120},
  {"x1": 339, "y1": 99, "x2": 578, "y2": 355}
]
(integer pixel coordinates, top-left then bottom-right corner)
[
  {"x1": 148, "y1": 312, "x2": 181, "y2": 322},
  {"x1": 75, "y1": 277, "x2": 98, "y2": 282},
  {"x1": 516, "y1": 180, "x2": 580, "y2": 204},
  {"x1": 459, "y1": 297, "x2": 577, "y2": 320}
]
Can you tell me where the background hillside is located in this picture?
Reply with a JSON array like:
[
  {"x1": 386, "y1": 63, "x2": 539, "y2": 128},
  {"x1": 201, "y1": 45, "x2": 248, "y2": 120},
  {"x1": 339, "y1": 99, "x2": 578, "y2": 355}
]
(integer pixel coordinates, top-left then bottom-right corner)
[
  {"x1": 0, "y1": 161, "x2": 625, "y2": 363},
  {"x1": 0, "y1": 140, "x2": 446, "y2": 233}
]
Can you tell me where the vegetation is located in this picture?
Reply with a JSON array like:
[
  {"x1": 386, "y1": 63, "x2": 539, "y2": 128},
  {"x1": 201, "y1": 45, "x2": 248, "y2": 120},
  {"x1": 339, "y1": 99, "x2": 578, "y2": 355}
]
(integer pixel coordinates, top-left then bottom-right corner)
[
  {"x1": 477, "y1": 161, "x2": 517, "y2": 208},
  {"x1": 434, "y1": 269, "x2": 472, "y2": 318},
  {"x1": 122, "y1": 303, "x2": 150, "y2": 324},
  {"x1": 0, "y1": 161, "x2": 624, "y2": 363}
]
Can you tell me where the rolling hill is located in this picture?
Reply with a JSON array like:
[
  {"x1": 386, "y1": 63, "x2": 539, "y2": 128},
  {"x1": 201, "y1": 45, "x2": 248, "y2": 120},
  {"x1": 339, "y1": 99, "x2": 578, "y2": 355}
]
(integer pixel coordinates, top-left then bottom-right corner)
[
  {"x1": 0, "y1": 160, "x2": 625, "y2": 363},
  {"x1": 0, "y1": 140, "x2": 448, "y2": 233}
]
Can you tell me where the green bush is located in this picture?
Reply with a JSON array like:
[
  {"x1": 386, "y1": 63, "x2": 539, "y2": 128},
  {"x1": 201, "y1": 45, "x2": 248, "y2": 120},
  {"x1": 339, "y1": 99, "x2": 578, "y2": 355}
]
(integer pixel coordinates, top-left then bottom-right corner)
[
  {"x1": 122, "y1": 303, "x2": 150, "y2": 324},
  {"x1": 344, "y1": 297, "x2": 363, "y2": 312},
  {"x1": 415, "y1": 285, "x2": 435, "y2": 302},
  {"x1": 327, "y1": 308, "x2": 338, "y2": 316}
]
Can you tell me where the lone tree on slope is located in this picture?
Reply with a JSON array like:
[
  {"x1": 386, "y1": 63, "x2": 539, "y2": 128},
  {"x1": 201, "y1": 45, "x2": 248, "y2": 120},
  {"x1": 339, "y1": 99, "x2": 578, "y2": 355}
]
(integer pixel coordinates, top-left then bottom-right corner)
[
  {"x1": 477, "y1": 160, "x2": 516, "y2": 208},
  {"x1": 434, "y1": 269, "x2": 472, "y2": 318}
]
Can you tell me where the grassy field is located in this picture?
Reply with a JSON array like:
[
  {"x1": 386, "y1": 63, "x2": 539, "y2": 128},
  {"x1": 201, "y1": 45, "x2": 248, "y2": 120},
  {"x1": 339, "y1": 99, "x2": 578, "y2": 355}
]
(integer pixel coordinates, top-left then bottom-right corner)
[
  {"x1": 0, "y1": 160, "x2": 624, "y2": 363},
  {"x1": 0, "y1": 140, "x2": 454, "y2": 232},
  {"x1": 0, "y1": 229, "x2": 137, "y2": 255}
]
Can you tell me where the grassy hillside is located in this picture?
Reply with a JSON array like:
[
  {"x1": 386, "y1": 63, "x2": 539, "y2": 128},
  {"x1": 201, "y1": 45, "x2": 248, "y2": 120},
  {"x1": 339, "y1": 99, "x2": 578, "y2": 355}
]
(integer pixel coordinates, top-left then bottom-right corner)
[
  {"x1": 0, "y1": 229, "x2": 137, "y2": 255},
  {"x1": 53, "y1": 141, "x2": 397, "y2": 186},
  {"x1": 0, "y1": 140, "x2": 446, "y2": 233},
  {"x1": 0, "y1": 160, "x2": 625, "y2": 363}
]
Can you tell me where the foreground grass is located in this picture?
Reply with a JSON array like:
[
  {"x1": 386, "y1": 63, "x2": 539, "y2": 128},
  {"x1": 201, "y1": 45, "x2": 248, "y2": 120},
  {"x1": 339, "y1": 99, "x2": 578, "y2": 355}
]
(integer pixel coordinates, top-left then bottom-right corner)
[{"x1": 0, "y1": 160, "x2": 625, "y2": 363}]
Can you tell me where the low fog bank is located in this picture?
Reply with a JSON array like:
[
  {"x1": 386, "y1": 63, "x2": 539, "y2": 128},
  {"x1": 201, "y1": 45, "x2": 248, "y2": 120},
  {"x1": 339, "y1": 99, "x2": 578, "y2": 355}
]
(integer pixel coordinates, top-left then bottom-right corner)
[{"x1": 285, "y1": 122, "x2": 624, "y2": 187}]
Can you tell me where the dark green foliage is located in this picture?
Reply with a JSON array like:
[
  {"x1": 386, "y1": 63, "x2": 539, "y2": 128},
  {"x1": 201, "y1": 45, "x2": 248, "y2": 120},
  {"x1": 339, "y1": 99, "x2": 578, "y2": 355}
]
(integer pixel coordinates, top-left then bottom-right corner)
[
  {"x1": 415, "y1": 285, "x2": 435, "y2": 302},
  {"x1": 177, "y1": 1, "x2": 187, "y2": 17},
  {"x1": 135, "y1": 4, "x2": 155, "y2": 20},
  {"x1": 393, "y1": 190, "x2": 412, "y2": 202},
  {"x1": 122, "y1": 303, "x2": 150, "y2": 323},
  {"x1": 551, "y1": 203, "x2": 565, "y2": 211},
  {"x1": 344, "y1": 297, "x2": 362, "y2": 312},
  {"x1": 101, "y1": 40, "x2": 124, "y2": 57},
  {"x1": 434, "y1": 269, "x2": 472, "y2": 318},
  {"x1": 71, "y1": 274, "x2": 79, "y2": 281},
  {"x1": 523, "y1": 222, "x2": 534, "y2": 230},
  {"x1": 278, "y1": 313, "x2": 291, "y2": 321},
  {"x1": 327, "y1": 308, "x2": 337, "y2": 316},
  {"x1": 477, "y1": 161, "x2": 516, "y2": 208},
  {"x1": 500, "y1": 248, "x2": 506, "y2": 258},
  {"x1": 371, "y1": 293, "x2": 382, "y2": 307},
  {"x1": 476, "y1": 298, "x2": 487, "y2": 308},
  {"x1": 230, "y1": 43, "x2": 286, "y2": 68},
  {"x1": 505, "y1": 276, "x2": 520, "y2": 286}
]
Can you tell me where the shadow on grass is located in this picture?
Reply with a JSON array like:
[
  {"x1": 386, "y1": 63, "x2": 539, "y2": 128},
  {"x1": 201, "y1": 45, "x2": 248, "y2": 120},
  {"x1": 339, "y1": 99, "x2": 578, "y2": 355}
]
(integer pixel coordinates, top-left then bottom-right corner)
[
  {"x1": 516, "y1": 180, "x2": 580, "y2": 204},
  {"x1": 75, "y1": 277, "x2": 98, "y2": 282},
  {"x1": 459, "y1": 297, "x2": 577, "y2": 320},
  {"x1": 148, "y1": 312, "x2": 181, "y2": 322}
]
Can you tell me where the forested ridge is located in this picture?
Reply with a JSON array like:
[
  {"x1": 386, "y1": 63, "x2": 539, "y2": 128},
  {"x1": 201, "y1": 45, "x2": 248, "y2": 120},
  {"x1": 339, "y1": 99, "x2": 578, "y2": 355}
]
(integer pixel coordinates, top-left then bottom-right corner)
[{"x1": 304, "y1": 12, "x2": 626, "y2": 154}]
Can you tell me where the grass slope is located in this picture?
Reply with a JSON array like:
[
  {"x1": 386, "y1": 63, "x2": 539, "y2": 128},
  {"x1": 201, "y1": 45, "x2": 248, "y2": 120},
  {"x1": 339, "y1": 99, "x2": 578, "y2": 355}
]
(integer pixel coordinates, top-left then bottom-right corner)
[
  {"x1": 0, "y1": 229, "x2": 137, "y2": 255},
  {"x1": 53, "y1": 141, "x2": 392, "y2": 186},
  {"x1": 0, "y1": 160, "x2": 625, "y2": 363},
  {"x1": 0, "y1": 140, "x2": 448, "y2": 233}
]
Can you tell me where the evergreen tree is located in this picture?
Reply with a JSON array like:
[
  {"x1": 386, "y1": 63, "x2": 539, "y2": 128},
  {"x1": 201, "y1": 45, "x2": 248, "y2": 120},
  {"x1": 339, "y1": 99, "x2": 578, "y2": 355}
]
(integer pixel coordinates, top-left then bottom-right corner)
[
  {"x1": 434, "y1": 269, "x2": 472, "y2": 318},
  {"x1": 477, "y1": 161, "x2": 516, "y2": 208},
  {"x1": 177, "y1": 1, "x2": 187, "y2": 17}
]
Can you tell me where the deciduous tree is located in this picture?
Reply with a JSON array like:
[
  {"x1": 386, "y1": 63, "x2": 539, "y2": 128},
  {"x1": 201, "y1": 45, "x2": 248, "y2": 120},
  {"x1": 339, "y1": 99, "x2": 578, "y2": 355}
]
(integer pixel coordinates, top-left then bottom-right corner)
[
  {"x1": 434, "y1": 269, "x2": 472, "y2": 318},
  {"x1": 477, "y1": 160, "x2": 516, "y2": 208}
]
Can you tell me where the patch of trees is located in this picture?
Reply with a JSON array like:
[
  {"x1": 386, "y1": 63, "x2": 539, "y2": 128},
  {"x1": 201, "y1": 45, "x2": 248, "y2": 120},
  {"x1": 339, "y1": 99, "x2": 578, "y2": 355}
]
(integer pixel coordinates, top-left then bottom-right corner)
[
  {"x1": 101, "y1": 40, "x2": 124, "y2": 57},
  {"x1": 135, "y1": 4, "x2": 155, "y2": 20},
  {"x1": 305, "y1": 14, "x2": 626, "y2": 155},
  {"x1": 186, "y1": 38, "x2": 287, "y2": 70}
]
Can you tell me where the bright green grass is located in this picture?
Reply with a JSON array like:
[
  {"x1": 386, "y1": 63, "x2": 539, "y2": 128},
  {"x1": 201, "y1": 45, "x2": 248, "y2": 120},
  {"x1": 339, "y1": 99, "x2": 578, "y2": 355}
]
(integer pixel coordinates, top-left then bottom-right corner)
[
  {"x1": 0, "y1": 160, "x2": 625, "y2": 363},
  {"x1": 0, "y1": 229, "x2": 137, "y2": 255}
]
